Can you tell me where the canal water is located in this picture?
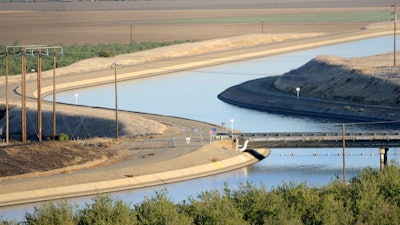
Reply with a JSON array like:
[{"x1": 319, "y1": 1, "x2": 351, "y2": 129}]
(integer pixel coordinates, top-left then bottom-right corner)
[{"x1": 2, "y1": 36, "x2": 400, "y2": 221}]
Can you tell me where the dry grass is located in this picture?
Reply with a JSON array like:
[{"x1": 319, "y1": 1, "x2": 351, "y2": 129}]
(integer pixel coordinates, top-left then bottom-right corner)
[
  {"x1": 35, "y1": 33, "x2": 325, "y2": 78},
  {"x1": 274, "y1": 52, "x2": 400, "y2": 105}
]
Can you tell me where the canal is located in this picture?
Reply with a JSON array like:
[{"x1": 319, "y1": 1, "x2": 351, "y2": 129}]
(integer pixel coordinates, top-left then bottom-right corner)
[{"x1": 2, "y1": 36, "x2": 400, "y2": 221}]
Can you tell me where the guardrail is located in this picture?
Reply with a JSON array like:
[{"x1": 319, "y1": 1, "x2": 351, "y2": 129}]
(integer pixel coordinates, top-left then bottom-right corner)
[
  {"x1": 217, "y1": 131, "x2": 400, "y2": 148},
  {"x1": 237, "y1": 131, "x2": 400, "y2": 138},
  {"x1": 128, "y1": 137, "x2": 206, "y2": 150}
]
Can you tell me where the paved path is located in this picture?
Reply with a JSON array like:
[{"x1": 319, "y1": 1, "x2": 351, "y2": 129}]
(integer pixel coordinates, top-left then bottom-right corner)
[{"x1": 0, "y1": 104, "x2": 270, "y2": 206}]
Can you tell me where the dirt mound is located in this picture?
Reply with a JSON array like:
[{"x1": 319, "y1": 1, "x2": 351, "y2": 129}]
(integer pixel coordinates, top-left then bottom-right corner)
[
  {"x1": 273, "y1": 53, "x2": 400, "y2": 106},
  {"x1": 0, "y1": 141, "x2": 115, "y2": 179}
]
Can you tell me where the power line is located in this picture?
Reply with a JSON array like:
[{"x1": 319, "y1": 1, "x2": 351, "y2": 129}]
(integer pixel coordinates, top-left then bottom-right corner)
[{"x1": 3, "y1": 45, "x2": 63, "y2": 143}]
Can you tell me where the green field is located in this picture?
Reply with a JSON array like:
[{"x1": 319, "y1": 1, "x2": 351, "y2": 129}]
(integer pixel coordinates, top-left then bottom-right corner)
[
  {"x1": 140, "y1": 10, "x2": 391, "y2": 24},
  {"x1": 0, "y1": 40, "x2": 194, "y2": 76}
]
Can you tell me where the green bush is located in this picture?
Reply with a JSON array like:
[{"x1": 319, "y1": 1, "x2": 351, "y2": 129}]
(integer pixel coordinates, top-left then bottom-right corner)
[
  {"x1": 56, "y1": 133, "x2": 69, "y2": 141},
  {"x1": 98, "y1": 51, "x2": 116, "y2": 58},
  {"x1": 78, "y1": 195, "x2": 137, "y2": 225},
  {"x1": 4, "y1": 163, "x2": 400, "y2": 224},
  {"x1": 184, "y1": 189, "x2": 247, "y2": 225},
  {"x1": 135, "y1": 190, "x2": 192, "y2": 225},
  {"x1": 24, "y1": 201, "x2": 77, "y2": 225}
]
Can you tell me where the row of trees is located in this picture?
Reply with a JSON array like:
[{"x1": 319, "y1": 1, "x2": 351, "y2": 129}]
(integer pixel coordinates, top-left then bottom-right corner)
[
  {"x1": 0, "y1": 40, "x2": 193, "y2": 76},
  {"x1": 2, "y1": 162, "x2": 400, "y2": 224}
]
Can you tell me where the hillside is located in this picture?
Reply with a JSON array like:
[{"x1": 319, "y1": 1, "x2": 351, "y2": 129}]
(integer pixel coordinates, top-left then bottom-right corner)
[{"x1": 274, "y1": 53, "x2": 400, "y2": 106}]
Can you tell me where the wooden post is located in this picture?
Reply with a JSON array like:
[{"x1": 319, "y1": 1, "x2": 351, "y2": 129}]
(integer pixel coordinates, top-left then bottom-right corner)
[
  {"x1": 53, "y1": 48, "x2": 57, "y2": 139},
  {"x1": 130, "y1": 25, "x2": 133, "y2": 43},
  {"x1": 21, "y1": 47, "x2": 27, "y2": 143},
  {"x1": 5, "y1": 47, "x2": 9, "y2": 144},
  {"x1": 111, "y1": 62, "x2": 120, "y2": 142},
  {"x1": 37, "y1": 48, "x2": 42, "y2": 142}
]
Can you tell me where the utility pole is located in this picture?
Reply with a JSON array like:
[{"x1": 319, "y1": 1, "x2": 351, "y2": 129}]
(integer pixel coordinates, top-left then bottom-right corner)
[
  {"x1": 31, "y1": 46, "x2": 62, "y2": 142},
  {"x1": 37, "y1": 47, "x2": 42, "y2": 142},
  {"x1": 36, "y1": 46, "x2": 62, "y2": 141},
  {"x1": 261, "y1": 21, "x2": 264, "y2": 34},
  {"x1": 53, "y1": 48, "x2": 57, "y2": 139},
  {"x1": 21, "y1": 47, "x2": 27, "y2": 143},
  {"x1": 393, "y1": 3, "x2": 398, "y2": 67},
  {"x1": 130, "y1": 25, "x2": 133, "y2": 43},
  {"x1": 5, "y1": 46, "x2": 9, "y2": 145},
  {"x1": 111, "y1": 62, "x2": 121, "y2": 142},
  {"x1": 6, "y1": 45, "x2": 62, "y2": 143},
  {"x1": 7, "y1": 45, "x2": 31, "y2": 143}
]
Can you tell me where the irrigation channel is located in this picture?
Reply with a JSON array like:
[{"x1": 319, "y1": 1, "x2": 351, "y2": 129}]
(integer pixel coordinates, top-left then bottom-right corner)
[{"x1": 2, "y1": 36, "x2": 400, "y2": 221}]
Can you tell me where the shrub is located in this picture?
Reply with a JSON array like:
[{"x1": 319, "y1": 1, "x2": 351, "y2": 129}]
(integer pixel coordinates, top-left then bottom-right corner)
[
  {"x1": 78, "y1": 195, "x2": 137, "y2": 225},
  {"x1": 98, "y1": 51, "x2": 115, "y2": 58},
  {"x1": 134, "y1": 190, "x2": 192, "y2": 225},
  {"x1": 184, "y1": 189, "x2": 247, "y2": 225},
  {"x1": 56, "y1": 133, "x2": 69, "y2": 141},
  {"x1": 24, "y1": 201, "x2": 77, "y2": 225}
]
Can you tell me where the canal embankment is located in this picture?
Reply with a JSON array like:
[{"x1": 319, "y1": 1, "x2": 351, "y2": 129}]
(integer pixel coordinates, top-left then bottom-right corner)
[
  {"x1": 218, "y1": 49, "x2": 400, "y2": 125},
  {"x1": 0, "y1": 141, "x2": 269, "y2": 207},
  {"x1": 218, "y1": 76, "x2": 400, "y2": 125}
]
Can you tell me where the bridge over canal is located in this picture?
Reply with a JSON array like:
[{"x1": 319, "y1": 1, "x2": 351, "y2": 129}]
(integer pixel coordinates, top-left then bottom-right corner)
[
  {"x1": 218, "y1": 130, "x2": 400, "y2": 174},
  {"x1": 231, "y1": 131, "x2": 400, "y2": 149}
]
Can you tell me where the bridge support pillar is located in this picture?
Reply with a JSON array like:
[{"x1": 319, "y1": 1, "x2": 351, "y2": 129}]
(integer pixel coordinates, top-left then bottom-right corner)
[
  {"x1": 378, "y1": 148, "x2": 389, "y2": 171},
  {"x1": 235, "y1": 137, "x2": 239, "y2": 152}
]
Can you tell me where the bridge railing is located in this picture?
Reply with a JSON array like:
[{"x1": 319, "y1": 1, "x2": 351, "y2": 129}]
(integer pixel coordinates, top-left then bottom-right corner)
[
  {"x1": 237, "y1": 131, "x2": 400, "y2": 137},
  {"x1": 127, "y1": 137, "x2": 206, "y2": 150},
  {"x1": 217, "y1": 131, "x2": 400, "y2": 142}
]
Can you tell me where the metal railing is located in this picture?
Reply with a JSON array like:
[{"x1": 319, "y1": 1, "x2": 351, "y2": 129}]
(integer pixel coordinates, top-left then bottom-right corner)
[{"x1": 127, "y1": 137, "x2": 207, "y2": 150}]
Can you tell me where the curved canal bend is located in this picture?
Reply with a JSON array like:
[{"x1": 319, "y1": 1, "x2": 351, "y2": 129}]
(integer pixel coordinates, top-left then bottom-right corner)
[
  {"x1": 50, "y1": 35, "x2": 400, "y2": 197},
  {"x1": 2, "y1": 36, "x2": 400, "y2": 220}
]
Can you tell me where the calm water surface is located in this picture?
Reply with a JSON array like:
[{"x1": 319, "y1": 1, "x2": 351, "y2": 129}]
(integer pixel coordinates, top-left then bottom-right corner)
[
  {"x1": 2, "y1": 36, "x2": 400, "y2": 221},
  {"x1": 52, "y1": 36, "x2": 400, "y2": 132},
  {"x1": 46, "y1": 34, "x2": 400, "y2": 199}
]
